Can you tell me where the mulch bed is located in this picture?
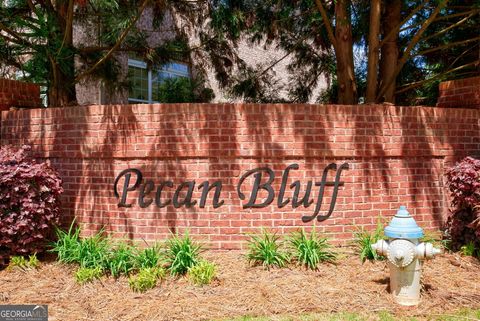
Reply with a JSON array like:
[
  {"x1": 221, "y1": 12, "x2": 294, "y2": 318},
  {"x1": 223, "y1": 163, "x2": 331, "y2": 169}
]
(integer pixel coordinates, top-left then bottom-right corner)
[{"x1": 0, "y1": 250, "x2": 479, "y2": 321}]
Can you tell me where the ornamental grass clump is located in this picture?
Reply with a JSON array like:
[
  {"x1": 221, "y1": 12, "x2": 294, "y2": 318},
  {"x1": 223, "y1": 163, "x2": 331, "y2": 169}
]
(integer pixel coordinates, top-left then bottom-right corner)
[
  {"x1": 0, "y1": 145, "x2": 63, "y2": 264},
  {"x1": 128, "y1": 267, "x2": 166, "y2": 293},
  {"x1": 354, "y1": 220, "x2": 385, "y2": 262},
  {"x1": 134, "y1": 244, "x2": 162, "y2": 269},
  {"x1": 103, "y1": 242, "x2": 136, "y2": 278},
  {"x1": 289, "y1": 229, "x2": 336, "y2": 270},
  {"x1": 246, "y1": 230, "x2": 289, "y2": 269},
  {"x1": 187, "y1": 260, "x2": 216, "y2": 286},
  {"x1": 164, "y1": 231, "x2": 203, "y2": 276}
]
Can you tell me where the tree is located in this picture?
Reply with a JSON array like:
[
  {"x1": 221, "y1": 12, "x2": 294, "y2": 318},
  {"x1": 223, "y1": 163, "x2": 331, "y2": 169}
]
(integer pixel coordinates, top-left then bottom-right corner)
[
  {"x1": 0, "y1": 0, "x2": 242, "y2": 107},
  {"x1": 218, "y1": 0, "x2": 479, "y2": 105}
]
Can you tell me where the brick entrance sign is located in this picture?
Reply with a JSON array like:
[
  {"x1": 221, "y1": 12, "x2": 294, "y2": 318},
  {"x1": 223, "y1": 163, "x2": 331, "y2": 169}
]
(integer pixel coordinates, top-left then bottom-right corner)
[{"x1": 1, "y1": 103, "x2": 479, "y2": 249}]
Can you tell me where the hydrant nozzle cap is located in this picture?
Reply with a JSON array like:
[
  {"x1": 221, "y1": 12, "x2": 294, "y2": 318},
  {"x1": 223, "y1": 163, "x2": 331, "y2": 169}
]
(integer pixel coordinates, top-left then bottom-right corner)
[{"x1": 384, "y1": 206, "x2": 424, "y2": 239}]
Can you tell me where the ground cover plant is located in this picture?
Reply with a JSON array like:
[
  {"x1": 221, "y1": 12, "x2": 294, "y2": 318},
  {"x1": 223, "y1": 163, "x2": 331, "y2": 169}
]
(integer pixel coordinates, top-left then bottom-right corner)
[
  {"x1": 288, "y1": 228, "x2": 336, "y2": 270},
  {"x1": 246, "y1": 230, "x2": 290, "y2": 269},
  {"x1": 75, "y1": 266, "x2": 103, "y2": 285},
  {"x1": 128, "y1": 267, "x2": 166, "y2": 293},
  {"x1": 445, "y1": 157, "x2": 480, "y2": 257},
  {"x1": 188, "y1": 260, "x2": 217, "y2": 286},
  {"x1": 0, "y1": 145, "x2": 63, "y2": 265},
  {"x1": 7, "y1": 254, "x2": 40, "y2": 271}
]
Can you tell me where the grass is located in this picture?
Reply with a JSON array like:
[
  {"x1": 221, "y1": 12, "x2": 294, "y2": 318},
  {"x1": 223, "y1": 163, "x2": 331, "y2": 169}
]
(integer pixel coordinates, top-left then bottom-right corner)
[
  {"x1": 353, "y1": 220, "x2": 385, "y2": 262},
  {"x1": 7, "y1": 254, "x2": 40, "y2": 270},
  {"x1": 289, "y1": 228, "x2": 336, "y2": 270},
  {"x1": 219, "y1": 308, "x2": 480, "y2": 321},
  {"x1": 134, "y1": 243, "x2": 162, "y2": 269},
  {"x1": 460, "y1": 241, "x2": 478, "y2": 257},
  {"x1": 128, "y1": 267, "x2": 166, "y2": 292},
  {"x1": 75, "y1": 266, "x2": 103, "y2": 284},
  {"x1": 246, "y1": 230, "x2": 289, "y2": 269},
  {"x1": 188, "y1": 260, "x2": 216, "y2": 285},
  {"x1": 164, "y1": 231, "x2": 203, "y2": 276}
]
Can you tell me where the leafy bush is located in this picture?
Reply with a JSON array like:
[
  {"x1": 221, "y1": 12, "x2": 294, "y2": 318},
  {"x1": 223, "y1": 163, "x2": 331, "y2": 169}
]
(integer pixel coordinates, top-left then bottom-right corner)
[
  {"x1": 103, "y1": 242, "x2": 136, "y2": 278},
  {"x1": 164, "y1": 231, "x2": 202, "y2": 276},
  {"x1": 128, "y1": 267, "x2": 166, "y2": 293},
  {"x1": 7, "y1": 253, "x2": 40, "y2": 270},
  {"x1": 0, "y1": 145, "x2": 63, "y2": 263},
  {"x1": 445, "y1": 157, "x2": 480, "y2": 252},
  {"x1": 246, "y1": 230, "x2": 289, "y2": 269},
  {"x1": 354, "y1": 221, "x2": 385, "y2": 262},
  {"x1": 155, "y1": 77, "x2": 215, "y2": 103},
  {"x1": 75, "y1": 266, "x2": 103, "y2": 284},
  {"x1": 188, "y1": 260, "x2": 216, "y2": 286},
  {"x1": 289, "y1": 229, "x2": 336, "y2": 270},
  {"x1": 134, "y1": 244, "x2": 162, "y2": 269}
]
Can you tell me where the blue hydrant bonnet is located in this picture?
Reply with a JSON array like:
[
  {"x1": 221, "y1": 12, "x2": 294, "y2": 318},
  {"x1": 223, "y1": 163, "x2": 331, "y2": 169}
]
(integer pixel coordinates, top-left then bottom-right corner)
[{"x1": 384, "y1": 206, "x2": 424, "y2": 239}]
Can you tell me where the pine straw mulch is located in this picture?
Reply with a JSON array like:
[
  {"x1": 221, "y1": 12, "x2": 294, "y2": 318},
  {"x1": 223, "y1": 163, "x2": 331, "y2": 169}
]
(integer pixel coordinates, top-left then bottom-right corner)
[{"x1": 0, "y1": 250, "x2": 479, "y2": 321}]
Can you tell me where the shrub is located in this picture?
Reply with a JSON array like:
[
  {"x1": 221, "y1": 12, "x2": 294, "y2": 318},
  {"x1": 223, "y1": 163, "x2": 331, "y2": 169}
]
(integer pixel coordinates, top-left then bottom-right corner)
[
  {"x1": 188, "y1": 260, "x2": 216, "y2": 286},
  {"x1": 163, "y1": 231, "x2": 202, "y2": 276},
  {"x1": 128, "y1": 267, "x2": 166, "y2": 292},
  {"x1": 0, "y1": 145, "x2": 63, "y2": 263},
  {"x1": 354, "y1": 221, "x2": 385, "y2": 262},
  {"x1": 134, "y1": 244, "x2": 162, "y2": 269},
  {"x1": 246, "y1": 230, "x2": 289, "y2": 269},
  {"x1": 445, "y1": 157, "x2": 480, "y2": 252},
  {"x1": 289, "y1": 229, "x2": 336, "y2": 270},
  {"x1": 7, "y1": 253, "x2": 40, "y2": 270},
  {"x1": 75, "y1": 266, "x2": 103, "y2": 284},
  {"x1": 103, "y1": 242, "x2": 136, "y2": 278}
]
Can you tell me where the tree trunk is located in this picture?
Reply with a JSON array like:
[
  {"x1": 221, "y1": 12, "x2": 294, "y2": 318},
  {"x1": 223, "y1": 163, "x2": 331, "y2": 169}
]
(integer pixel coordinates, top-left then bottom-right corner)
[
  {"x1": 47, "y1": 0, "x2": 77, "y2": 107},
  {"x1": 379, "y1": 0, "x2": 401, "y2": 103},
  {"x1": 365, "y1": 0, "x2": 381, "y2": 103},
  {"x1": 334, "y1": 0, "x2": 357, "y2": 104}
]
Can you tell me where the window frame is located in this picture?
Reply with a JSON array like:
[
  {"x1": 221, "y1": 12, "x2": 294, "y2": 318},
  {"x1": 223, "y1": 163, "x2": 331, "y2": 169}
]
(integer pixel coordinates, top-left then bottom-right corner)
[{"x1": 127, "y1": 58, "x2": 190, "y2": 104}]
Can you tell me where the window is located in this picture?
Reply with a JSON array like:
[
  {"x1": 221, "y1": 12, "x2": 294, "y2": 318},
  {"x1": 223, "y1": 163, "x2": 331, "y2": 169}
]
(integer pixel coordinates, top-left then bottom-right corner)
[{"x1": 128, "y1": 59, "x2": 190, "y2": 103}]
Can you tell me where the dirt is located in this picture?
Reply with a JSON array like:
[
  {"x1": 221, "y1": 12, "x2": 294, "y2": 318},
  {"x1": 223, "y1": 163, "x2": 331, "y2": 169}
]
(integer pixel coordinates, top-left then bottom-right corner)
[{"x1": 0, "y1": 250, "x2": 479, "y2": 321}]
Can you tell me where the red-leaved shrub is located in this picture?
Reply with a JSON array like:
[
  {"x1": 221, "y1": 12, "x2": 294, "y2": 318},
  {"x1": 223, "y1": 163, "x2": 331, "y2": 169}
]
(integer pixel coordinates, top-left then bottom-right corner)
[
  {"x1": 0, "y1": 145, "x2": 63, "y2": 264},
  {"x1": 445, "y1": 157, "x2": 480, "y2": 251}
]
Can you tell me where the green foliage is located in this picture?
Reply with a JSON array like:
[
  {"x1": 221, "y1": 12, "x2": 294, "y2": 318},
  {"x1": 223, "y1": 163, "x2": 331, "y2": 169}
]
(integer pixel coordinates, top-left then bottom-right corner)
[
  {"x1": 289, "y1": 229, "x2": 336, "y2": 270},
  {"x1": 354, "y1": 221, "x2": 385, "y2": 263},
  {"x1": 246, "y1": 230, "x2": 289, "y2": 269},
  {"x1": 103, "y1": 242, "x2": 136, "y2": 278},
  {"x1": 188, "y1": 260, "x2": 216, "y2": 286},
  {"x1": 51, "y1": 223, "x2": 82, "y2": 264},
  {"x1": 164, "y1": 231, "x2": 203, "y2": 276},
  {"x1": 134, "y1": 244, "x2": 163, "y2": 269},
  {"x1": 128, "y1": 267, "x2": 166, "y2": 293},
  {"x1": 75, "y1": 266, "x2": 103, "y2": 285},
  {"x1": 155, "y1": 77, "x2": 215, "y2": 103},
  {"x1": 51, "y1": 224, "x2": 109, "y2": 269},
  {"x1": 8, "y1": 254, "x2": 40, "y2": 270},
  {"x1": 460, "y1": 241, "x2": 479, "y2": 257}
]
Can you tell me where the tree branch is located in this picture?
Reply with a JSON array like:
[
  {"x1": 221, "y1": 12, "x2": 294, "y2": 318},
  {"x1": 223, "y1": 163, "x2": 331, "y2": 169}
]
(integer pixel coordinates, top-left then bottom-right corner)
[
  {"x1": 413, "y1": 36, "x2": 480, "y2": 57},
  {"x1": 420, "y1": 12, "x2": 475, "y2": 43},
  {"x1": 75, "y1": 0, "x2": 150, "y2": 82},
  {"x1": 377, "y1": 0, "x2": 448, "y2": 101},
  {"x1": 395, "y1": 61, "x2": 479, "y2": 94},
  {"x1": 313, "y1": 0, "x2": 337, "y2": 50}
]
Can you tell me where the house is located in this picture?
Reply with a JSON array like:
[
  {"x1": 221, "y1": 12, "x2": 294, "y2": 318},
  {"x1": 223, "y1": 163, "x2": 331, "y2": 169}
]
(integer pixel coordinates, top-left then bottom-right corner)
[{"x1": 74, "y1": 7, "x2": 328, "y2": 106}]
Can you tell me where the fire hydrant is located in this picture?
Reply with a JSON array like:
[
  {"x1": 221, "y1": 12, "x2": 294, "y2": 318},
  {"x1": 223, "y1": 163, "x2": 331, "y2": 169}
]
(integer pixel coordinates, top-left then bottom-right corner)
[{"x1": 372, "y1": 206, "x2": 442, "y2": 306}]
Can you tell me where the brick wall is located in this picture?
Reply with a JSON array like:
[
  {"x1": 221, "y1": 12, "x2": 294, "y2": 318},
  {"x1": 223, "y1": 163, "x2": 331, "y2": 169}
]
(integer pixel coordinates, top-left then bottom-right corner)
[
  {"x1": 437, "y1": 76, "x2": 480, "y2": 108},
  {"x1": 0, "y1": 79, "x2": 42, "y2": 111},
  {"x1": 1, "y1": 103, "x2": 479, "y2": 249}
]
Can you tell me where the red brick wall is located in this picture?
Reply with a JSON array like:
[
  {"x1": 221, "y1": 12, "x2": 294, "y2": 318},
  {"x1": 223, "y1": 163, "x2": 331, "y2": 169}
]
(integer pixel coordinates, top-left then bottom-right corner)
[
  {"x1": 0, "y1": 79, "x2": 42, "y2": 111},
  {"x1": 437, "y1": 76, "x2": 480, "y2": 108},
  {"x1": 1, "y1": 104, "x2": 479, "y2": 249}
]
